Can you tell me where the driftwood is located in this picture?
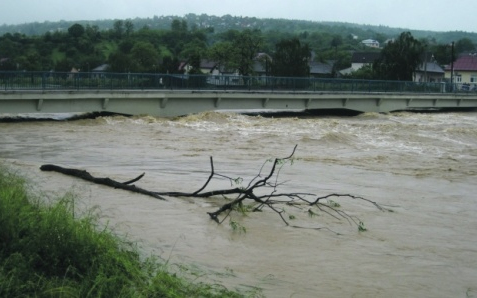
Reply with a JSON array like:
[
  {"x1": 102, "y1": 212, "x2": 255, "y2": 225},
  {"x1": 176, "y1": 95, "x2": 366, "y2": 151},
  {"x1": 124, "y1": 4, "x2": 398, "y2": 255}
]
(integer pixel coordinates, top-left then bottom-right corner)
[
  {"x1": 40, "y1": 164, "x2": 165, "y2": 200},
  {"x1": 40, "y1": 146, "x2": 388, "y2": 232}
]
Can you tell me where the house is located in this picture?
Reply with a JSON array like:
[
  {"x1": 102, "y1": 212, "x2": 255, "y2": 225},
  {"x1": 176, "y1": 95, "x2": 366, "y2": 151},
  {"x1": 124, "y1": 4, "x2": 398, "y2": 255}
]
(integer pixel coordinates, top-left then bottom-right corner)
[
  {"x1": 351, "y1": 52, "x2": 381, "y2": 70},
  {"x1": 252, "y1": 53, "x2": 272, "y2": 76},
  {"x1": 338, "y1": 52, "x2": 380, "y2": 76},
  {"x1": 178, "y1": 61, "x2": 191, "y2": 73},
  {"x1": 92, "y1": 64, "x2": 109, "y2": 72},
  {"x1": 414, "y1": 62, "x2": 444, "y2": 83},
  {"x1": 68, "y1": 67, "x2": 79, "y2": 79},
  {"x1": 309, "y1": 61, "x2": 333, "y2": 78},
  {"x1": 185, "y1": 59, "x2": 241, "y2": 85},
  {"x1": 361, "y1": 39, "x2": 380, "y2": 48},
  {"x1": 444, "y1": 53, "x2": 477, "y2": 89},
  {"x1": 91, "y1": 64, "x2": 110, "y2": 78},
  {"x1": 198, "y1": 59, "x2": 218, "y2": 74}
]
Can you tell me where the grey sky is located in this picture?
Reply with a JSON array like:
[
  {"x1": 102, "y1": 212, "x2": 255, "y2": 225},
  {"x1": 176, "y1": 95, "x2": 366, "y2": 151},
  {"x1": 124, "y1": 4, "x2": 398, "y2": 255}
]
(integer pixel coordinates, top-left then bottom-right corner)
[{"x1": 1, "y1": 0, "x2": 475, "y2": 33}]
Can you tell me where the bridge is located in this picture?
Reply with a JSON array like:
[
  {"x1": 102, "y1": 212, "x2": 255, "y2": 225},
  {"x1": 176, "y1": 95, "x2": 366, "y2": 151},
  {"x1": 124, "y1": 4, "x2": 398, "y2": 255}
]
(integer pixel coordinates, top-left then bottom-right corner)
[{"x1": 1, "y1": 72, "x2": 477, "y2": 117}]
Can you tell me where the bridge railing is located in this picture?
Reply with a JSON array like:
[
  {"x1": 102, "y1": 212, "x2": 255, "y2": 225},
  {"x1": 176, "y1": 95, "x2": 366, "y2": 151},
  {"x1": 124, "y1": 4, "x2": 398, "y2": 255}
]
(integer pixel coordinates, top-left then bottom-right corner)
[{"x1": 1, "y1": 71, "x2": 475, "y2": 94}]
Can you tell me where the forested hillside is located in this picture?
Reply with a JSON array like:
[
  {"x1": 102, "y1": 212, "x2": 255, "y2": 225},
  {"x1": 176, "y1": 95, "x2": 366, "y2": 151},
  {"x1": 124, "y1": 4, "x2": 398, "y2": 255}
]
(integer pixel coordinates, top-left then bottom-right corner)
[{"x1": 2, "y1": 13, "x2": 477, "y2": 43}]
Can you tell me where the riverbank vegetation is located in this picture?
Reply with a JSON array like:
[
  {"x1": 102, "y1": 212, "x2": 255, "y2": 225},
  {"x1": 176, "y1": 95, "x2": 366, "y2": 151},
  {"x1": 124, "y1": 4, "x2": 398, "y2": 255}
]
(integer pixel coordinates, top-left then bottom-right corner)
[{"x1": 0, "y1": 165, "x2": 246, "y2": 297}]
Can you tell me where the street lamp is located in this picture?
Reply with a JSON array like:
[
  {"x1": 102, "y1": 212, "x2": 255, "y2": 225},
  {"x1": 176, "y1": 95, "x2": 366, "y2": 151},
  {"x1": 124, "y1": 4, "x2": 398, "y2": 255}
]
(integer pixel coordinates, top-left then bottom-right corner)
[{"x1": 450, "y1": 41, "x2": 455, "y2": 91}]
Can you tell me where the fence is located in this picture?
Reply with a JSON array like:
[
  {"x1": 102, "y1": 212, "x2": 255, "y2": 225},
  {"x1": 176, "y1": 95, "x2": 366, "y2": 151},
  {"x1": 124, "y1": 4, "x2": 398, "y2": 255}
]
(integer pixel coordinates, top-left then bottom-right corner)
[{"x1": 0, "y1": 71, "x2": 475, "y2": 94}]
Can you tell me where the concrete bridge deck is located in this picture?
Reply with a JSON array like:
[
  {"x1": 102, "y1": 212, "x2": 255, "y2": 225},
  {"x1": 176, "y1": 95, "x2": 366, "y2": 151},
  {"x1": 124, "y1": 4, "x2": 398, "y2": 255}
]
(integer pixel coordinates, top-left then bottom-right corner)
[{"x1": 1, "y1": 89, "x2": 477, "y2": 117}]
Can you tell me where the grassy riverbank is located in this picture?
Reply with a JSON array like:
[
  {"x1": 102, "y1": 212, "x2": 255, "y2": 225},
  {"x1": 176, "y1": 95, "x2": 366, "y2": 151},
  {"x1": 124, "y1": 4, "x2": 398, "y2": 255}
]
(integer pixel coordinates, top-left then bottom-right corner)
[{"x1": 0, "y1": 166, "x2": 245, "y2": 297}]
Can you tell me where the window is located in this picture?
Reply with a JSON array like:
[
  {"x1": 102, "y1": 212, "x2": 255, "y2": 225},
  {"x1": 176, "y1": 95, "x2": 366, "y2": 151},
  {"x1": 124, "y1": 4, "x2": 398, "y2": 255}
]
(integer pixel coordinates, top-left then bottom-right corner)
[
  {"x1": 471, "y1": 75, "x2": 477, "y2": 83},
  {"x1": 455, "y1": 75, "x2": 462, "y2": 83}
]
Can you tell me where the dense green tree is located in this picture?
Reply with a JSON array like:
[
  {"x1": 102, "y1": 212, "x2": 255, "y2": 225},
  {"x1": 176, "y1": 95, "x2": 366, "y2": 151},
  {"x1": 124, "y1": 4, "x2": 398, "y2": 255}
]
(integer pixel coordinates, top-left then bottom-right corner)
[
  {"x1": 188, "y1": 53, "x2": 201, "y2": 72},
  {"x1": 55, "y1": 58, "x2": 75, "y2": 72},
  {"x1": 76, "y1": 37, "x2": 94, "y2": 54},
  {"x1": 118, "y1": 40, "x2": 135, "y2": 54},
  {"x1": 181, "y1": 38, "x2": 207, "y2": 61},
  {"x1": 455, "y1": 38, "x2": 476, "y2": 54},
  {"x1": 130, "y1": 41, "x2": 159, "y2": 72},
  {"x1": 65, "y1": 46, "x2": 80, "y2": 60},
  {"x1": 308, "y1": 31, "x2": 333, "y2": 51},
  {"x1": 68, "y1": 24, "x2": 85, "y2": 39},
  {"x1": 207, "y1": 41, "x2": 235, "y2": 70},
  {"x1": 0, "y1": 58, "x2": 16, "y2": 70},
  {"x1": 159, "y1": 56, "x2": 182, "y2": 74},
  {"x1": 330, "y1": 35, "x2": 343, "y2": 51},
  {"x1": 171, "y1": 19, "x2": 188, "y2": 33},
  {"x1": 207, "y1": 29, "x2": 263, "y2": 76},
  {"x1": 108, "y1": 51, "x2": 131, "y2": 72},
  {"x1": 271, "y1": 37, "x2": 311, "y2": 77},
  {"x1": 125, "y1": 20, "x2": 134, "y2": 37},
  {"x1": 85, "y1": 25, "x2": 101, "y2": 42},
  {"x1": 113, "y1": 20, "x2": 124, "y2": 39},
  {"x1": 330, "y1": 51, "x2": 352, "y2": 76},
  {"x1": 0, "y1": 37, "x2": 18, "y2": 58},
  {"x1": 373, "y1": 32, "x2": 424, "y2": 81},
  {"x1": 163, "y1": 20, "x2": 203, "y2": 58},
  {"x1": 232, "y1": 29, "x2": 263, "y2": 76},
  {"x1": 430, "y1": 43, "x2": 454, "y2": 65},
  {"x1": 17, "y1": 50, "x2": 42, "y2": 71}
]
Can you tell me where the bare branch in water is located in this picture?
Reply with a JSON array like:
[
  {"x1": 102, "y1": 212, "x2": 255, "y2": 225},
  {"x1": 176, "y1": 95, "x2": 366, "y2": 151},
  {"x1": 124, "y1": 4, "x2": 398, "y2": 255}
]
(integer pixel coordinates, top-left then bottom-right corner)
[{"x1": 40, "y1": 145, "x2": 387, "y2": 232}]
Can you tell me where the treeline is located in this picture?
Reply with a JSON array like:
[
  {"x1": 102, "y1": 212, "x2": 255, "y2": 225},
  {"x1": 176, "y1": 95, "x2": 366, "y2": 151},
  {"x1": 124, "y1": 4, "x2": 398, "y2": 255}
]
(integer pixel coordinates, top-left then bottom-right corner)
[
  {"x1": 0, "y1": 17, "x2": 476, "y2": 80},
  {"x1": 2, "y1": 13, "x2": 477, "y2": 43}
]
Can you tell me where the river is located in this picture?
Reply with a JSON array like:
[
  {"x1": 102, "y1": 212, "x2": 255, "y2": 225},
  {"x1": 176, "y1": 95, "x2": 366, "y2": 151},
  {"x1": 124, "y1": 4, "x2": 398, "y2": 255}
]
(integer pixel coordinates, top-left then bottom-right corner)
[{"x1": 1, "y1": 111, "x2": 476, "y2": 297}]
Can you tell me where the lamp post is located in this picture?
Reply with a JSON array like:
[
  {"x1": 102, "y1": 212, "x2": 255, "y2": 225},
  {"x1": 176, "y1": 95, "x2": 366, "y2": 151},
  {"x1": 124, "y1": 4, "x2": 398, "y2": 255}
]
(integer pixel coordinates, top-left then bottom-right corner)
[{"x1": 450, "y1": 41, "x2": 455, "y2": 92}]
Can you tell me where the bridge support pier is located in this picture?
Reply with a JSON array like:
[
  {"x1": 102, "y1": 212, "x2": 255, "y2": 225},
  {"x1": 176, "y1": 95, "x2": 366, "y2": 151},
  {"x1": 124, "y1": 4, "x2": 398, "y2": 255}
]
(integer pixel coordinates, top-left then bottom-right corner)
[
  {"x1": 102, "y1": 98, "x2": 109, "y2": 109},
  {"x1": 160, "y1": 97, "x2": 168, "y2": 109}
]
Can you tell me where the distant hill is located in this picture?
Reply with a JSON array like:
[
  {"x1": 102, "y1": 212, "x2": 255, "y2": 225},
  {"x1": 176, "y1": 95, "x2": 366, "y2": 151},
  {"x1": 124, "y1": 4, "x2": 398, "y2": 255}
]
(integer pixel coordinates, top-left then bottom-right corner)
[{"x1": 1, "y1": 13, "x2": 476, "y2": 44}]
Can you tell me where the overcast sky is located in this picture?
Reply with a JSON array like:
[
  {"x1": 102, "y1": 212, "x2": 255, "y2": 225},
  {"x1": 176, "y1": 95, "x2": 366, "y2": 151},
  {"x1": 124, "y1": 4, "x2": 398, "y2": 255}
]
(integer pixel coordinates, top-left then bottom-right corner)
[{"x1": 1, "y1": 0, "x2": 475, "y2": 33}]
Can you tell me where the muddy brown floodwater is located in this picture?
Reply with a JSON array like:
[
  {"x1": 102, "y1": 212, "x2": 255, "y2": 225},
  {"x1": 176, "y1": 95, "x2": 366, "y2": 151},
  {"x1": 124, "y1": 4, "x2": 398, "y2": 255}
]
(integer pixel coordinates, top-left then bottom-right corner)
[{"x1": 1, "y1": 111, "x2": 477, "y2": 297}]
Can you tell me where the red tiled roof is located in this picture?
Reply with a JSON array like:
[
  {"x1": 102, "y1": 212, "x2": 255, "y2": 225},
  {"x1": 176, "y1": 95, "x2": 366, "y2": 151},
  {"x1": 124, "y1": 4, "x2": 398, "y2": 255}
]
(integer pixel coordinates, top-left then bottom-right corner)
[{"x1": 445, "y1": 55, "x2": 477, "y2": 71}]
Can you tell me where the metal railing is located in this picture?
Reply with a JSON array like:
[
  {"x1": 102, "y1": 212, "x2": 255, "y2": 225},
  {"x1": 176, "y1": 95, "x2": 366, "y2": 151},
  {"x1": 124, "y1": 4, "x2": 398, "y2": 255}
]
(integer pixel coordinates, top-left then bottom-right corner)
[{"x1": 1, "y1": 71, "x2": 475, "y2": 94}]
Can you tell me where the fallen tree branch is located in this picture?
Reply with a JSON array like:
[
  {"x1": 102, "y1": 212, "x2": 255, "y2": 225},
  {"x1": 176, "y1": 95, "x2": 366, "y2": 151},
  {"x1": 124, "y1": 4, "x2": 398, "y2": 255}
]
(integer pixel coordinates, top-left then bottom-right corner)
[
  {"x1": 40, "y1": 146, "x2": 388, "y2": 232},
  {"x1": 40, "y1": 164, "x2": 165, "y2": 200}
]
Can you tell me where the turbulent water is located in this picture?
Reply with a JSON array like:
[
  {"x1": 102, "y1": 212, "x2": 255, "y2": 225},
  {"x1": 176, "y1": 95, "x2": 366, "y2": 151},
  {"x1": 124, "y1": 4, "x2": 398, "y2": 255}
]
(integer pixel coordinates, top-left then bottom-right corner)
[{"x1": 1, "y1": 111, "x2": 477, "y2": 297}]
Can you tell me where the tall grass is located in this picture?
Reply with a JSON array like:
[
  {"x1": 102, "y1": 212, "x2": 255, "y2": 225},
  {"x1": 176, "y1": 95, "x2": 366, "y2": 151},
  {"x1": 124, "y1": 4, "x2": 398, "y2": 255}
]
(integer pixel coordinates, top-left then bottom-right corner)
[{"x1": 0, "y1": 166, "x2": 246, "y2": 297}]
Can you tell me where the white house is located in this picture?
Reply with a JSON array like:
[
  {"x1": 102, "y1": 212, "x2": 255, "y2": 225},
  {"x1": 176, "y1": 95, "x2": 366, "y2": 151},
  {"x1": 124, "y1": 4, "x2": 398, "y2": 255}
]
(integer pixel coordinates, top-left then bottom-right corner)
[{"x1": 361, "y1": 39, "x2": 380, "y2": 48}]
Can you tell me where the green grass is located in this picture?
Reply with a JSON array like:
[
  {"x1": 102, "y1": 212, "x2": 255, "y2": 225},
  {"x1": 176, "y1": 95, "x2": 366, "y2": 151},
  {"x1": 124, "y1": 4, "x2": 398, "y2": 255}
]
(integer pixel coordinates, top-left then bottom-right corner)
[
  {"x1": 0, "y1": 165, "x2": 247, "y2": 297},
  {"x1": 95, "y1": 41, "x2": 118, "y2": 58},
  {"x1": 51, "y1": 48, "x2": 66, "y2": 64}
]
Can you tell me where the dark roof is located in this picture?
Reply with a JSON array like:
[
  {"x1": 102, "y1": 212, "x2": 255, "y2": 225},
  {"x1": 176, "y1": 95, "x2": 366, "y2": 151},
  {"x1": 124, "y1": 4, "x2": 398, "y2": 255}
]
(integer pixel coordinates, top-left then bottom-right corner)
[
  {"x1": 351, "y1": 52, "x2": 381, "y2": 63},
  {"x1": 416, "y1": 62, "x2": 444, "y2": 74},
  {"x1": 199, "y1": 59, "x2": 237, "y2": 74},
  {"x1": 445, "y1": 54, "x2": 477, "y2": 71},
  {"x1": 200, "y1": 59, "x2": 218, "y2": 69},
  {"x1": 309, "y1": 61, "x2": 333, "y2": 75}
]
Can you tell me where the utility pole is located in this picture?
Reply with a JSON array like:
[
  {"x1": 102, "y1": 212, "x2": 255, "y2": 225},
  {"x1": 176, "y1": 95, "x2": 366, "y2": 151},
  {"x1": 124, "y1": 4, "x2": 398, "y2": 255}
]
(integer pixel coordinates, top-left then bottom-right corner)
[{"x1": 450, "y1": 41, "x2": 455, "y2": 91}]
